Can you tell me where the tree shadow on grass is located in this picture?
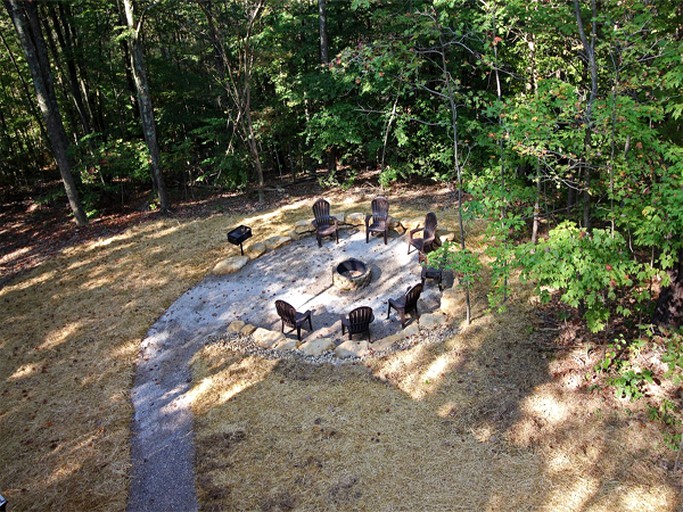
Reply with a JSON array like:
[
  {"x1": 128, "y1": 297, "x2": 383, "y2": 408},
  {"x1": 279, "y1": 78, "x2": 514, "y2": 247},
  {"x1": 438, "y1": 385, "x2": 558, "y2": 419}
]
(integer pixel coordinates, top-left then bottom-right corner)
[{"x1": 190, "y1": 293, "x2": 682, "y2": 511}]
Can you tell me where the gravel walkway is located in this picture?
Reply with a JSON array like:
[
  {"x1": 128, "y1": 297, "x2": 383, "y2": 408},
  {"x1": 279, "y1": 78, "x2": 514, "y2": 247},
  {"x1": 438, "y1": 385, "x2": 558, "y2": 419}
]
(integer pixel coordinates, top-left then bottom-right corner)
[{"x1": 126, "y1": 227, "x2": 441, "y2": 510}]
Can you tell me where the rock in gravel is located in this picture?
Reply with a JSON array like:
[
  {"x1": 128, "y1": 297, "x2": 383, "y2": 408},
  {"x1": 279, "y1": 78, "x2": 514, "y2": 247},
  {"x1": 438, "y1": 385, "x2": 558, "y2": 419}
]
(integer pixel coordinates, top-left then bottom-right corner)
[
  {"x1": 419, "y1": 312, "x2": 448, "y2": 330},
  {"x1": 294, "y1": 219, "x2": 314, "y2": 235},
  {"x1": 440, "y1": 288, "x2": 466, "y2": 318},
  {"x1": 371, "y1": 333, "x2": 403, "y2": 352},
  {"x1": 252, "y1": 328, "x2": 286, "y2": 348},
  {"x1": 274, "y1": 338, "x2": 299, "y2": 351},
  {"x1": 335, "y1": 339, "x2": 370, "y2": 358},
  {"x1": 402, "y1": 323, "x2": 420, "y2": 337},
  {"x1": 245, "y1": 241, "x2": 267, "y2": 259},
  {"x1": 213, "y1": 255, "x2": 249, "y2": 275},
  {"x1": 227, "y1": 320, "x2": 246, "y2": 334},
  {"x1": 345, "y1": 212, "x2": 365, "y2": 226},
  {"x1": 240, "y1": 323, "x2": 256, "y2": 336},
  {"x1": 263, "y1": 235, "x2": 292, "y2": 251},
  {"x1": 299, "y1": 337, "x2": 336, "y2": 357}
]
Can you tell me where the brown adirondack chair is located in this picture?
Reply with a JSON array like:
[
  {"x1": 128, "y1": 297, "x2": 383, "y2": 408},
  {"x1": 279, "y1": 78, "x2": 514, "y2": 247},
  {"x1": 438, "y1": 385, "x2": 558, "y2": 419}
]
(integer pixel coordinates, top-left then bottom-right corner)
[
  {"x1": 340, "y1": 306, "x2": 375, "y2": 341},
  {"x1": 312, "y1": 198, "x2": 339, "y2": 248},
  {"x1": 387, "y1": 283, "x2": 423, "y2": 327},
  {"x1": 408, "y1": 212, "x2": 441, "y2": 255},
  {"x1": 275, "y1": 300, "x2": 313, "y2": 341},
  {"x1": 365, "y1": 196, "x2": 389, "y2": 245}
]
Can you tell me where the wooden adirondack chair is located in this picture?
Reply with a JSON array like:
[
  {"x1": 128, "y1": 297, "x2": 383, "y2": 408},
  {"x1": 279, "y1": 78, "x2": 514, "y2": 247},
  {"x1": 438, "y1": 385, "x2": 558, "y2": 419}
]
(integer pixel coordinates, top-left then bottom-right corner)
[
  {"x1": 408, "y1": 212, "x2": 441, "y2": 255},
  {"x1": 340, "y1": 306, "x2": 375, "y2": 341},
  {"x1": 275, "y1": 300, "x2": 313, "y2": 341},
  {"x1": 387, "y1": 283, "x2": 423, "y2": 327},
  {"x1": 312, "y1": 198, "x2": 339, "y2": 248},
  {"x1": 365, "y1": 196, "x2": 389, "y2": 245}
]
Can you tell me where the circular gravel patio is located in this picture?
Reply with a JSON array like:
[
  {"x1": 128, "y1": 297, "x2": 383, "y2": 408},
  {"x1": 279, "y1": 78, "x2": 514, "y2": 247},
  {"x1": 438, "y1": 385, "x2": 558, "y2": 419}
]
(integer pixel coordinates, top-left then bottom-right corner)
[{"x1": 164, "y1": 224, "x2": 443, "y2": 347}]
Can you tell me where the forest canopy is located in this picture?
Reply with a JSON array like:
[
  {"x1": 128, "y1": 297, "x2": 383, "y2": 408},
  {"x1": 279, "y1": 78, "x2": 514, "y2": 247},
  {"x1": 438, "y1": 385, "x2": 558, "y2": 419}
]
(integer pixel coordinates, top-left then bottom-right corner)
[{"x1": 2, "y1": 0, "x2": 682, "y2": 330}]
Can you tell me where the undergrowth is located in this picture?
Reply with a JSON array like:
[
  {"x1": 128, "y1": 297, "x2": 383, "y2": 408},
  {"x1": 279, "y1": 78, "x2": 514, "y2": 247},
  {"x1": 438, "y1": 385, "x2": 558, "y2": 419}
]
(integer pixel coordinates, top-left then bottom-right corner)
[{"x1": 593, "y1": 328, "x2": 683, "y2": 455}]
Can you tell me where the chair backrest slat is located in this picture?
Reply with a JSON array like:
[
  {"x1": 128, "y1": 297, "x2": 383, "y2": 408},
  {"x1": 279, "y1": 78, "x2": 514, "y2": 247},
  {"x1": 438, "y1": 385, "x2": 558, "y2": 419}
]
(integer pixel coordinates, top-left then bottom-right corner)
[
  {"x1": 405, "y1": 283, "x2": 423, "y2": 310},
  {"x1": 348, "y1": 306, "x2": 373, "y2": 333},
  {"x1": 275, "y1": 300, "x2": 296, "y2": 327},
  {"x1": 424, "y1": 212, "x2": 438, "y2": 238},
  {"x1": 371, "y1": 196, "x2": 389, "y2": 221},
  {"x1": 313, "y1": 198, "x2": 332, "y2": 225}
]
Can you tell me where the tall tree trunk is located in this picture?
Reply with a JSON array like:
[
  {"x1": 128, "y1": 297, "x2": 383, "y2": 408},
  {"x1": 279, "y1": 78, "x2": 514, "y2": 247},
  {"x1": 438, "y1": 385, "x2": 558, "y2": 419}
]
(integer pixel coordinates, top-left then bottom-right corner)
[
  {"x1": 317, "y1": 0, "x2": 335, "y2": 177},
  {"x1": 117, "y1": 0, "x2": 140, "y2": 122},
  {"x1": 123, "y1": 0, "x2": 170, "y2": 212},
  {"x1": 197, "y1": 0, "x2": 266, "y2": 203},
  {"x1": 318, "y1": 0, "x2": 329, "y2": 65},
  {"x1": 46, "y1": 3, "x2": 93, "y2": 135},
  {"x1": 0, "y1": 27, "x2": 48, "y2": 143},
  {"x1": 528, "y1": 35, "x2": 542, "y2": 244},
  {"x1": 491, "y1": 12, "x2": 508, "y2": 303},
  {"x1": 5, "y1": 0, "x2": 88, "y2": 225},
  {"x1": 438, "y1": 26, "x2": 471, "y2": 324},
  {"x1": 40, "y1": 12, "x2": 80, "y2": 140},
  {"x1": 574, "y1": 0, "x2": 598, "y2": 230}
]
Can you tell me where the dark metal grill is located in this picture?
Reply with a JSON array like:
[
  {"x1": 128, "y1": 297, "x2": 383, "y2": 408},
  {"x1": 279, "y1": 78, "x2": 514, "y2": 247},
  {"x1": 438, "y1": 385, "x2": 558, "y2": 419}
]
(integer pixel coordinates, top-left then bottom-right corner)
[{"x1": 227, "y1": 225, "x2": 252, "y2": 255}]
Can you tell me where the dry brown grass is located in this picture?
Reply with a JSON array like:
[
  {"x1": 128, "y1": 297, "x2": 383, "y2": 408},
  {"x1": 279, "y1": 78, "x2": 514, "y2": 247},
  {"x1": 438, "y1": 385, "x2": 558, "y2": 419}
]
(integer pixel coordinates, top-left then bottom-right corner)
[
  {"x1": 191, "y1": 302, "x2": 679, "y2": 511},
  {"x1": 0, "y1": 211, "x2": 241, "y2": 510},
  {"x1": 1, "y1": 186, "x2": 679, "y2": 511},
  {"x1": 189, "y1": 191, "x2": 681, "y2": 512}
]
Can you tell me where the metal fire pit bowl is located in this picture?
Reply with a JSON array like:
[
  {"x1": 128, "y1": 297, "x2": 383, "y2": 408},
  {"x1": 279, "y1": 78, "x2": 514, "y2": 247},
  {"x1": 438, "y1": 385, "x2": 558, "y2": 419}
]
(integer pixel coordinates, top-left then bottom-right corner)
[{"x1": 333, "y1": 258, "x2": 372, "y2": 292}]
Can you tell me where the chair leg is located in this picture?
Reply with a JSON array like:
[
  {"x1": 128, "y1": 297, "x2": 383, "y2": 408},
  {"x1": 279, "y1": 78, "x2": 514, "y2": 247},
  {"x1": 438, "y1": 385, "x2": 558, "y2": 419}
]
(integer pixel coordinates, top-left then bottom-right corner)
[
  {"x1": 297, "y1": 326, "x2": 302, "y2": 341},
  {"x1": 383, "y1": 230, "x2": 387, "y2": 245},
  {"x1": 317, "y1": 235, "x2": 322, "y2": 248},
  {"x1": 281, "y1": 320, "x2": 285, "y2": 333},
  {"x1": 366, "y1": 229, "x2": 369, "y2": 243},
  {"x1": 307, "y1": 316, "x2": 312, "y2": 331},
  {"x1": 335, "y1": 230, "x2": 339, "y2": 244},
  {"x1": 400, "y1": 310, "x2": 406, "y2": 328},
  {"x1": 387, "y1": 302, "x2": 391, "y2": 319}
]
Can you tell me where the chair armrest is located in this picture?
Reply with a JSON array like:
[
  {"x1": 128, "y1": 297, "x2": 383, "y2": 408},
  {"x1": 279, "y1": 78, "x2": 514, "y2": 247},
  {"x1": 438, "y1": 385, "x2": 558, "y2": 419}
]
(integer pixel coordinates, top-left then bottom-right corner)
[
  {"x1": 365, "y1": 214, "x2": 372, "y2": 227},
  {"x1": 409, "y1": 226, "x2": 423, "y2": 238}
]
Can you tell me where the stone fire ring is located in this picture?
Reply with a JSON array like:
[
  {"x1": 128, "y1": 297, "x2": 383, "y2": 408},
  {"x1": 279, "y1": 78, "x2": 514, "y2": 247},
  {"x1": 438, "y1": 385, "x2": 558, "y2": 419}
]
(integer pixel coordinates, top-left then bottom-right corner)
[{"x1": 333, "y1": 258, "x2": 372, "y2": 291}]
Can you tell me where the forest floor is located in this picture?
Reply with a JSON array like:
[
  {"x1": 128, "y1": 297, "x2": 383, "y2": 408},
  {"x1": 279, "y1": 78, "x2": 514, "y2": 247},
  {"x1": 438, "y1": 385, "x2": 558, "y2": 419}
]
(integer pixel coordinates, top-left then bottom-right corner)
[{"x1": 0, "y1": 176, "x2": 681, "y2": 511}]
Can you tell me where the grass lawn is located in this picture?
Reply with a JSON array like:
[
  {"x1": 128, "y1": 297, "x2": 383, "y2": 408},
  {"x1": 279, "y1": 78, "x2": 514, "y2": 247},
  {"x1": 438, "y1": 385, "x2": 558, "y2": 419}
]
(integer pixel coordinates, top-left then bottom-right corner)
[{"x1": 1, "y1": 186, "x2": 679, "y2": 511}]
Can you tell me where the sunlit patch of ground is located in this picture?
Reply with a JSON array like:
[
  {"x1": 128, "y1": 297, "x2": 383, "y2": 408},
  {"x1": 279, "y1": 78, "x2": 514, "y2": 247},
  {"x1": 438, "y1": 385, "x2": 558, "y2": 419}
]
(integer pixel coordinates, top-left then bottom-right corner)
[
  {"x1": 190, "y1": 266, "x2": 680, "y2": 511},
  {"x1": 2, "y1": 185, "x2": 679, "y2": 511}
]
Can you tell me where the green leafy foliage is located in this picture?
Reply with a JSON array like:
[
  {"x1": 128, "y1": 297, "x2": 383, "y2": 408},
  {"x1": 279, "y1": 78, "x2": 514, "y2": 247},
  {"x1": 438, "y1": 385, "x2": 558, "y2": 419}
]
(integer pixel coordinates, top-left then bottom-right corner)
[
  {"x1": 426, "y1": 241, "x2": 483, "y2": 290},
  {"x1": 517, "y1": 222, "x2": 658, "y2": 332},
  {"x1": 661, "y1": 331, "x2": 683, "y2": 384},
  {"x1": 648, "y1": 399, "x2": 682, "y2": 451}
]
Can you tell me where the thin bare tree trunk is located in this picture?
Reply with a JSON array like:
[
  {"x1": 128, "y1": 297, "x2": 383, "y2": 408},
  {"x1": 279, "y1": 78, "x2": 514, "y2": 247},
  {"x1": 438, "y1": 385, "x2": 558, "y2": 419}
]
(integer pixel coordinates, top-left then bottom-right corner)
[
  {"x1": 318, "y1": 0, "x2": 336, "y2": 178},
  {"x1": 0, "y1": 27, "x2": 48, "y2": 145},
  {"x1": 318, "y1": 0, "x2": 329, "y2": 64},
  {"x1": 528, "y1": 35, "x2": 543, "y2": 244},
  {"x1": 46, "y1": 3, "x2": 92, "y2": 135},
  {"x1": 5, "y1": 0, "x2": 87, "y2": 225},
  {"x1": 123, "y1": 0, "x2": 170, "y2": 213},
  {"x1": 197, "y1": 0, "x2": 266, "y2": 204},
  {"x1": 574, "y1": 0, "x2": 598, "y2": 230},
  {"x1": 438, "y1": 26, "x2": 471, "y2": 324}
]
